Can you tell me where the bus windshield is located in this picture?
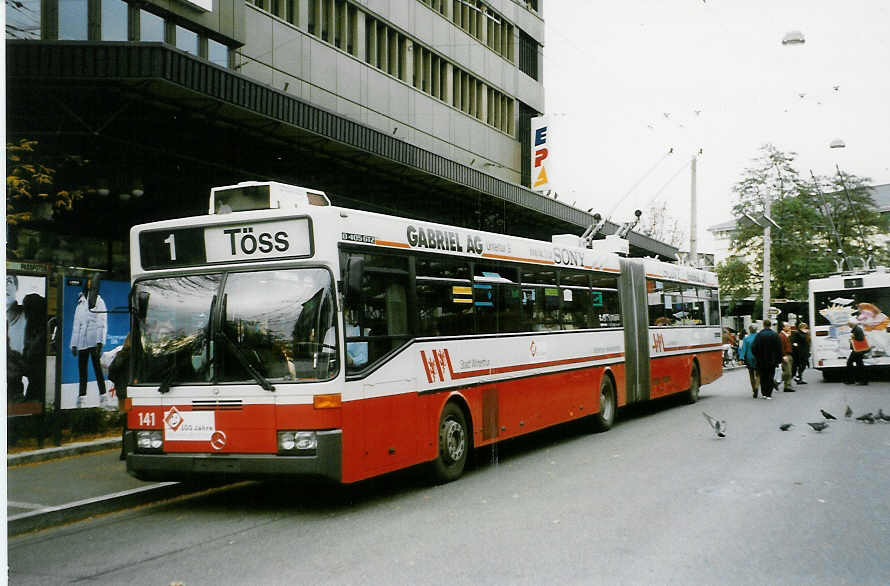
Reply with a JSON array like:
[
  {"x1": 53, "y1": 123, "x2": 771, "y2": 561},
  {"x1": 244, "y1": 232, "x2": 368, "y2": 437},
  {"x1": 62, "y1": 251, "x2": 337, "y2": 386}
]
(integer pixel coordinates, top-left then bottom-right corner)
[{"x1": 132, "y1": 268, "x2": 338, "y2": 386}]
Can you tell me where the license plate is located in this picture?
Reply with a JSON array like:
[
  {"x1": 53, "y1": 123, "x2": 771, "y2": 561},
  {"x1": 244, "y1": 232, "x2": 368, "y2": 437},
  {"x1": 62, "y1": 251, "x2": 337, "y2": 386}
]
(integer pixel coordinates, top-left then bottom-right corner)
[{"x1": 193, "y1": 458, "x2": 241, "y2": 473}]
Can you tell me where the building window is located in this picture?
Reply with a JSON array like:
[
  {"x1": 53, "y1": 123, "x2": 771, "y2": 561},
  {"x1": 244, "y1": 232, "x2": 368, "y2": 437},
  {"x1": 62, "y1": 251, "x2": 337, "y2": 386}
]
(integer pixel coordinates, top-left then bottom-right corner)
[
  {"x1": 417, "y1": 0, "x2": 447, "y2": 17},
  {"x1": 6, "y1": 0, "x2": 41, "y2": 39},
  {"x1": 251, "y1": 0, "x2": 295, "y2": 24},
  {"x1": 101, "y1": 0, "x2": 128, "y2": 41},
  {"x1": 58, "y1": 0, "x2": 88, "y2": 40},
  {"x1": 309, "y1": 0, "x2": 357, "y2": 57},
  {"x1": 208, "y1": 38, "x2": 229, "y2": 68},
  {"x1": 139, "y1": 9, "x2": 164, "y2": 42},
  {"x1": 519, "y1": 29, "x2": 537, "y2": 80},
  {"x1": 175, "y1": 25, "x2": 198, "y2": 56},
  {"x1": 448, "y1": 0, "x2": 513, "y2": 62}
]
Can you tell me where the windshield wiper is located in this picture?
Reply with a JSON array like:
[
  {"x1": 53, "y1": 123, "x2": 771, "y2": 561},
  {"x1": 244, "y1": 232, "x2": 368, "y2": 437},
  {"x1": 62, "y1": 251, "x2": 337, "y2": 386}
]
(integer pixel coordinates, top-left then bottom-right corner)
[
  {"x1": 217, "y1": 329, "x2": 276, "y2": 391},
  {"x1": 158, "y1": 366, "x2": 176, "y2": 394}
]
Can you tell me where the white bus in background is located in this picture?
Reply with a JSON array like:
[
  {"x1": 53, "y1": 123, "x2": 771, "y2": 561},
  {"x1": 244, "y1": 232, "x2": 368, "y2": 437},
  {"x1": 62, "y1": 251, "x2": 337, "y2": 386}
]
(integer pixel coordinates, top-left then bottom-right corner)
[{"x1": 808, "y1": 267, "x2": 890, "y2": 379}]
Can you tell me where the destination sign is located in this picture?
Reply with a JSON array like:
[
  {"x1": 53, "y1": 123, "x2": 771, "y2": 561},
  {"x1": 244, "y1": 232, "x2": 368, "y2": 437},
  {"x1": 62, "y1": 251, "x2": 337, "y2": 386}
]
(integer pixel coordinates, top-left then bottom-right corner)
[{"x1": 139, "y1": 218, "x2": 313, "y2": 269}]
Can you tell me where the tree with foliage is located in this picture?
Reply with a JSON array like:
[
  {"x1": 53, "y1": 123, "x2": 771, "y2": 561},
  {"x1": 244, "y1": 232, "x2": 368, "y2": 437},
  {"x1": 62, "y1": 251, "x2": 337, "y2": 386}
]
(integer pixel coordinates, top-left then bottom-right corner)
[
  {"x1": 727, "y1": 144, "x2": 887, "y2": 300},
  {"x1": 6, "y1": 139, "x2": 97, "y2": 257},
  {"x1": 800, "y1": 170, "x2": 890, "y2": 269},
  {"x1": 715, "y1": 256, "x2": 755, "y2": 311}
]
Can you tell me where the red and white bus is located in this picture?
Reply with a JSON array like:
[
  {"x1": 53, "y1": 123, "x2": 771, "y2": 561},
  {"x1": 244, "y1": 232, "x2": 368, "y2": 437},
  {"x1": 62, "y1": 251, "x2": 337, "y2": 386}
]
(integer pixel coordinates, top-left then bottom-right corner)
[{"x1": 125, "y1": 181, "x2": 722, "y2": 484}]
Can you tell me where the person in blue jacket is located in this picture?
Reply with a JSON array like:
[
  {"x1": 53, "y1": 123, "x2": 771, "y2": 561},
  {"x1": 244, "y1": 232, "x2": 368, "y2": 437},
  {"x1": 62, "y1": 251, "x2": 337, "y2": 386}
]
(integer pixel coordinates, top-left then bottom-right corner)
[{"x1": 737, "y1": 324, "x2": 759, "y2": 398}]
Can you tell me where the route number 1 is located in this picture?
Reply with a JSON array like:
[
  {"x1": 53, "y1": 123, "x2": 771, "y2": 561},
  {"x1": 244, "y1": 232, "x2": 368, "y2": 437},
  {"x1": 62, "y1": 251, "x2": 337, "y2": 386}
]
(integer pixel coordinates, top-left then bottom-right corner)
[{"x1": 163, "y1": 233, "x2": 177, "y2": 261}]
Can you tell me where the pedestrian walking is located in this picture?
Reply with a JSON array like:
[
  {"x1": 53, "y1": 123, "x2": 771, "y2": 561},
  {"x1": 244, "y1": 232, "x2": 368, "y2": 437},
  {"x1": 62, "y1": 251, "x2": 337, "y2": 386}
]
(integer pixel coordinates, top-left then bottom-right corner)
[
  {"x1": 751, "y1": 319, "x2": 782, "y2": 399},
  {"x1": 791, "y1": 323, "x2": 810, "y2": 384},
  {"x1": 737, "y1": 324, "x2": 760, "y2": 398},
  {"x1": 779, "y1": 322, "x2": 796, "y2": 392},
  {"x1": 845, "y1": 317, "x2": 869, "y2": 385}
]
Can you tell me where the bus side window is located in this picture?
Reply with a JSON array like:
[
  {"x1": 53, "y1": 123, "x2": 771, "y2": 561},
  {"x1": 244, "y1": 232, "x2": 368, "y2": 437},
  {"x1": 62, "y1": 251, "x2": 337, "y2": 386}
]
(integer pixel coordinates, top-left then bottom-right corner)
[
  {"x1": 521, "y1": 266, "x2": 559, "y2": 331},
  {"x1": 343, "y1": 252, "x2": 411, "y2": 373},
  {"x1": 559, "y1": 270, "x2": 590, "y2": 330},
  {"x1": 591, "y1": 274, "x2": 621, "y2": 328},
  {"x1": 416, "y1": 256, "x2": 474, "y2": 336},
  {"x1": 680, "y1": 286, "x2": 706, "y2": 325},
  {"x1": 703, "y1": 287, "x2": 720, "y2": 325},
  {"x1": 648, "y1": 279, "x2": 679, "y2": 326}
]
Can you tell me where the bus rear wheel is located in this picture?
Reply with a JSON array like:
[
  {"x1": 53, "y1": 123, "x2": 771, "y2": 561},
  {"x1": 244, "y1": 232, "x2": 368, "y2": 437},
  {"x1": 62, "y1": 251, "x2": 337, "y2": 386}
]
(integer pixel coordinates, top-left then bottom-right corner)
[
  {"x1": 591, "y1": 376, "x2": 616, "y2": 432},
  {"x1": 686, "y1": 362, "x2": 701, "y2": 404},
  {"x1": 431, "y1": 402, "x2": 469, "y2": 483}
]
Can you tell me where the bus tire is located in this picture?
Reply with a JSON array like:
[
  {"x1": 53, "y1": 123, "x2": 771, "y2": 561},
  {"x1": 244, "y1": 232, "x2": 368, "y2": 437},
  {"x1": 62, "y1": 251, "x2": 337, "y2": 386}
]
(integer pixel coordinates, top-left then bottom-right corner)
[
  {"x1": 592, "y1": 376, "x2": 616, "y2": 432},
  {"x1": 686, "y1": 362, "x2": 701, "y2": 404},
  {"x1": 431, "y1": 402, "x2": 469, "y2": 484}
]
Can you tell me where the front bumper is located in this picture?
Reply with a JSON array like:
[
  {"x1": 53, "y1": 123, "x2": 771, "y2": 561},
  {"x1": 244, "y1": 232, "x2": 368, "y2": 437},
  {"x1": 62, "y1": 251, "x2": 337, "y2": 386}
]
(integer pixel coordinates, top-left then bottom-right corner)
[{"x1": 125, "y1": 429, "x2": 342, "y2": 483}]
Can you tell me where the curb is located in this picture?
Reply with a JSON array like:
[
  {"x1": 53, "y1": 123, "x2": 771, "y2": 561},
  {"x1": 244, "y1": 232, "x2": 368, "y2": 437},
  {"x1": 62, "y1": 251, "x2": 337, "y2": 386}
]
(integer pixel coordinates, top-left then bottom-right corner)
[
  {"x1": 8, "y1": 438, "x2": 122, "y2": 466},
  {"x1": 7, "y1": 482, "x2": 190, "y2": 536}
]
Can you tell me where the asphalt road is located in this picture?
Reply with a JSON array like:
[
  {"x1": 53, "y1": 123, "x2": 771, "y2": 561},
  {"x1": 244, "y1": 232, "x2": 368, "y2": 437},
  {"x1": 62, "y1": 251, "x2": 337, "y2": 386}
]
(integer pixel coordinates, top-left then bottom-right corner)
[{"x1": 8, "y1": 369, "x2": 890, "y2": 585}]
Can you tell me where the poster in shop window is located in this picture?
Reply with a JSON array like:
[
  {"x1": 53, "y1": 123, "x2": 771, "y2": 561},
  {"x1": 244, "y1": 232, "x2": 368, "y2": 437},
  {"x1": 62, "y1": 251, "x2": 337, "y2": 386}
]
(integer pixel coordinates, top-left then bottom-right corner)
[
  {"x1": 59, "y1": 277, "x2": 130, "y2": 409},
  {"x1": 6, "y1": 272, "x2": 47, "y2": 416}
]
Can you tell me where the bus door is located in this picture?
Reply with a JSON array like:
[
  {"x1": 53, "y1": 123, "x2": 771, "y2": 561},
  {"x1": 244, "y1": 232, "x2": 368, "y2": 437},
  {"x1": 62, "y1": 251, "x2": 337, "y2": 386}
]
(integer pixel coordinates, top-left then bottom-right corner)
[{"x1": 618, "y1": 259, "x2": 650, "y2": 403}]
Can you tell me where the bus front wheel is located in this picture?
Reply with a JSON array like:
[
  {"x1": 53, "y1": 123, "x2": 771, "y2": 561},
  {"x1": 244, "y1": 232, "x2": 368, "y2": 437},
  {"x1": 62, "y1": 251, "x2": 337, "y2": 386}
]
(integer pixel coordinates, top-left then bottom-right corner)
[
  {"x1": 592, "y1": 376, "x2": 616, "y2": 432},
  {"x1": 431, "y1": 402, "x2": 469, "y2": 483}
]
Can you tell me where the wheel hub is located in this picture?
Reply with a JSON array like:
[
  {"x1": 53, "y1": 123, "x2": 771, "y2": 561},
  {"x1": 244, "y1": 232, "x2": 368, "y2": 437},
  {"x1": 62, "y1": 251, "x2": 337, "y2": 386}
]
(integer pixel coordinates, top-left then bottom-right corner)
[{"x1": 442, "y1": 419, "x2": 465, "y2": 462}]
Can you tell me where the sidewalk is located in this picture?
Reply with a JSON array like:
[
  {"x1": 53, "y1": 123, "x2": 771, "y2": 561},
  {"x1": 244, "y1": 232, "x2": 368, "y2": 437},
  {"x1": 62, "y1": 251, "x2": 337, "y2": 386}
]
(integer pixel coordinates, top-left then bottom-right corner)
[{"x1": 7, "y1": 438, "x2": 192, "y2": 536}]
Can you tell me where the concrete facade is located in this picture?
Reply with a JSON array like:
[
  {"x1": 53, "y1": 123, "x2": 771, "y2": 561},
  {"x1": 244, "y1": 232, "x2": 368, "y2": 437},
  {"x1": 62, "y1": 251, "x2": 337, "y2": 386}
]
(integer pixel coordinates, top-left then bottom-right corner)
[{"x1": 237, "y1": 0, "x2": 544, "y2": 185}]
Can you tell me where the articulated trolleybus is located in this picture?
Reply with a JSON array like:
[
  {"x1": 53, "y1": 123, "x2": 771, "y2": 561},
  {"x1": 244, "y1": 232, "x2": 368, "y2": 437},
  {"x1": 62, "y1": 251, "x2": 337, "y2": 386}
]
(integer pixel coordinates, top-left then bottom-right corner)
[
  {"x1": 125, "y1": 181, "x2": 723, "y2": 484},
  {"x1": 809, "y1": 267, "x2": 890, "y2": 379}
]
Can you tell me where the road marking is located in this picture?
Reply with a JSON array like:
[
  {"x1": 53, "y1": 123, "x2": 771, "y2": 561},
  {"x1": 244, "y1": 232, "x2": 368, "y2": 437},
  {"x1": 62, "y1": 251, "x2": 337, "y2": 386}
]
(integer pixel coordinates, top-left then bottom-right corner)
[{"x1": 8, "y1": 501, "x2": 46, "y2": 510}]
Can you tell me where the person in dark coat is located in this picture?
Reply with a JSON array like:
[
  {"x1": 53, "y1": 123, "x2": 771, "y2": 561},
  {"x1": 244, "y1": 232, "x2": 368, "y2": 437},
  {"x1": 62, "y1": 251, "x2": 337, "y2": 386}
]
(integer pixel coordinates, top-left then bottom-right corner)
[
  {"x1": 791, "y1": 323, "x2": 810, "y2": 384},
  {"x1": 845, "y1": 318, "x2": 868, "y2": 385},
  {"x1": 751, "y1": 319, "x2": 782, "y2": 399}
]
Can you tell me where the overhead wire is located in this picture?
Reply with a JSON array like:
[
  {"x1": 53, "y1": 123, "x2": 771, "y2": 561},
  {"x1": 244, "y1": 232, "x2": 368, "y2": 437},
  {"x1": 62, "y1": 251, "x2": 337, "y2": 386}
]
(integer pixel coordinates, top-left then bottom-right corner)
[
  {"x1": 642, "y1": 155, "x2": 694, "y2": 209},
  {"x1": 604, "y1": 148, "x2": 674, "y2": 220}
]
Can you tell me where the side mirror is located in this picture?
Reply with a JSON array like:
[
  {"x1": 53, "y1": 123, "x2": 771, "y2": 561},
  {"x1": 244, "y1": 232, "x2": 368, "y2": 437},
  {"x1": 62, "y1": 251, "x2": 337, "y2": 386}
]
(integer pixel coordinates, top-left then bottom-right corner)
[
  {"x1": 344, "y1": 256, "x2": 364, "y2": 305},
  {"x1": 87, "y1": 277, "x2": 101, "y2": 310}
]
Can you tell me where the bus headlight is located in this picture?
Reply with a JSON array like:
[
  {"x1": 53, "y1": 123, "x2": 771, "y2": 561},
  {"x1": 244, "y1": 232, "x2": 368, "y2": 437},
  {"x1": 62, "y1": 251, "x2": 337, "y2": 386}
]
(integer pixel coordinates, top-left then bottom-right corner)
[
  {"x1": 136, "y1": 430, "x2": 163, "y2": 452},
  {"x1": 277, "y1": 431, "x2": 317, "y2": 454}
]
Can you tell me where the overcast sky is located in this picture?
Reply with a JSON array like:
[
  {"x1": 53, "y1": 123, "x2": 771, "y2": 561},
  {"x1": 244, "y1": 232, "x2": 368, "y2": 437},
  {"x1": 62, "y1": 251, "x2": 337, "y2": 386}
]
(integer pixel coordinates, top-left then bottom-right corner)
[{"x1": 543, "y1": 0, "x2": 890, "y2": 253}]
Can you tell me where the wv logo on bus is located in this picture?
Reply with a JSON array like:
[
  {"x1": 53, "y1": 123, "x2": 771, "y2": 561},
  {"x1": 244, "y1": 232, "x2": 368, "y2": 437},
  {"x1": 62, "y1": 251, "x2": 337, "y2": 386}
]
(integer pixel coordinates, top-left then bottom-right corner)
[
  {"x1": 652, "y1": 332, "x2": 666, "y2": 354},
  {"x1": 420, "y1": 349, "x2": 452, "y2": 383}
]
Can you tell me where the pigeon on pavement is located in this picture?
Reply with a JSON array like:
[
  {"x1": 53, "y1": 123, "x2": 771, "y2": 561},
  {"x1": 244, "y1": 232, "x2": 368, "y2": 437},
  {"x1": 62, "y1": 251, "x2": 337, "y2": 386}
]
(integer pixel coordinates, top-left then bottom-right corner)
[
  {"x1": 779, "y1": 423, "x2": 794, "y2": 431},
  {"x1": 702, "y1": 412, "x2": 727, "y2": 437},
  {"x1": 820, "y1": 409, "x2": 837, "y2": 420},
  {"x1": 856, "y1": 413, "x2": 876, "y2": 424},
  {"x1": 808, "y1": 422, "x2": 829, "y2": 432},
  {"x1": 844, "y1": 405, "x2": 853, "y2": 418},
  {"x1": 877, "y1": 409, "x2": 890, "y2": 423}
]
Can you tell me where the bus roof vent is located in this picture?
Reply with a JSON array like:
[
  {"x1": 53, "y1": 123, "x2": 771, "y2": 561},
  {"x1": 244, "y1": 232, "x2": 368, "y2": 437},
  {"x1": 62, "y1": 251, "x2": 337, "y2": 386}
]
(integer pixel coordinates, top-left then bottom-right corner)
[{"x1": 209, "y1": 181, "x2": 330, "y2": 214}]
